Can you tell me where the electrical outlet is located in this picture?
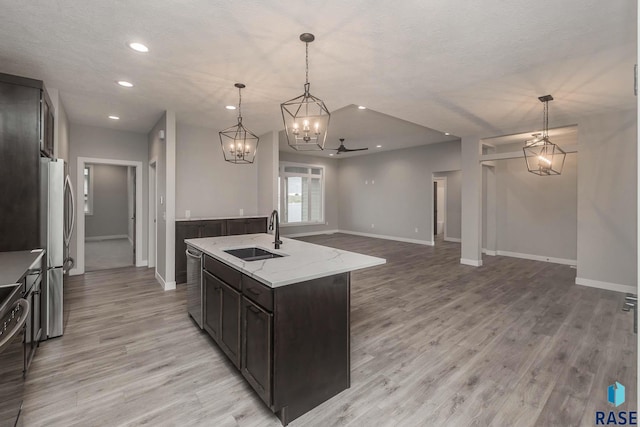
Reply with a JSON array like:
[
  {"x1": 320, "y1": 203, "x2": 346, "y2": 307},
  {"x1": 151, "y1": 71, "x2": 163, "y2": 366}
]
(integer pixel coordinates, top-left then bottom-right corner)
[
  {"x1": 365, "y1": 180, "x2": 368, "y2": 185},
  {"x1": 371, "y1": 223, "x2": 375, "y2": 229},
  {"x1": 185, "y1": 210, "x2": 191, "y2": 219},
  {"x1": 372, "y1": 179, "x2": 375, "y2": 184},
  {"x1": 239, "y1": 208, "x2": 244, "y2": 216},
  {"x1": 415, "y1": 227, "x2": 419, "y2": 233}
]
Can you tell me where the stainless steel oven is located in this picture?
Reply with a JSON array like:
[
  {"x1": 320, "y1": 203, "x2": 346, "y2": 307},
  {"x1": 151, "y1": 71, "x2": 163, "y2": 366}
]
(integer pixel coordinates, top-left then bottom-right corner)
[{"x1": 0, "y1": 283, "x2": 30, "y2": 427}]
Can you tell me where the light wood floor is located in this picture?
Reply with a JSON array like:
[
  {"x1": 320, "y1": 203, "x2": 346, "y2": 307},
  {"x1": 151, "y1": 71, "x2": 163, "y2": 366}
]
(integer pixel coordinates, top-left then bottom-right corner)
[
  {"x1": 23, "y1": 234, "x2": 636, "y2": 426},
  {"x1": 85, "y1": 238, "x2": 133, "y2": 272}
]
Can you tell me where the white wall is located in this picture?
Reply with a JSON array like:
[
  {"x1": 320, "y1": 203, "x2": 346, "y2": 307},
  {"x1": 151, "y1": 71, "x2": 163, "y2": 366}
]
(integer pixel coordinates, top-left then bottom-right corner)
[
  {"x1": 175, "y1": 124, "x2": 259, "y2": 219},
  {"x1": 279, "y1": 150, "x2": 340, "y2": 236},
  {"x1": 576, "y1": 109, "x2": 637, "y2": 291},
  {"x1": 85, "y1": 164, "x2": 129, "y2": 238},
  {"x1": 338, "y1": 141, "x2": 461, "y2": 244},
  {"x1": 127, "y1": 166, "x2": 134, "y2": 243},
  {"x1": 69, "y1": 123, "x2": 148, "y2": 271}
]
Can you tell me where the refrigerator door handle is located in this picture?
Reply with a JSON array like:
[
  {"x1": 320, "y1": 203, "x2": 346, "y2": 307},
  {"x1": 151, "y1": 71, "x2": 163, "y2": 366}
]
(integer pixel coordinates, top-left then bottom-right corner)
[{"x1": 63, "y1": 174, "x2": 75, "y2": 247}]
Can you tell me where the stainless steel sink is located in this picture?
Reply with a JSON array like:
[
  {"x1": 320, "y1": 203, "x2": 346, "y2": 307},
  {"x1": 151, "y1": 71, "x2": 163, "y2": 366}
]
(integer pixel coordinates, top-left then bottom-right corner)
[{"x1": 224, "y1": 247, "x2": 284, "y2": 262}]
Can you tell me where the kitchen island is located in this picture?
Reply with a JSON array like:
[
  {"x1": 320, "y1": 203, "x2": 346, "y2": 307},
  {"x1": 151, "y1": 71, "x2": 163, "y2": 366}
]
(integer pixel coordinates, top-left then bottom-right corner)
[{"x1": 185, "y1": 233, "x2": 385, "y2": 426}]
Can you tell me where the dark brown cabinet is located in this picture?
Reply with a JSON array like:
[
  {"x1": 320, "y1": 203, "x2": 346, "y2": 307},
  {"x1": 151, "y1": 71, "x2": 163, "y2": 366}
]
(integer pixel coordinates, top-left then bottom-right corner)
[
  {"x1": 0, "y1": 73, "x2": 54, "y2": 252},
  {"x1": 176, "y1": 218, "x2": 266, "y2": 284},
  {"x1": 203, "y1": 271, "x2": 221, "y2": 341},
  {"x1": 219, "y1": 281, "x2": 241, "y2": 367},
  {"x1": 241, "y1": 296, "x2": 272, "y2": 406},
  {"x1": 227, "y1": 217, "x2": 268, "y2": 236},
  {"x1": 176, "y1": 220, "x2": 226, "y2": 284},
  {"x1": 200, "y1": 252, "x2": 351, "y2": 426}
]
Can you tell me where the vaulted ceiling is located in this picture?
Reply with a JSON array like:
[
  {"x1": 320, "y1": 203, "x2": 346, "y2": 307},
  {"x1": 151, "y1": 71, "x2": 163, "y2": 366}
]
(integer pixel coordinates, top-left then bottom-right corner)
[{"x1": 0, "y1": 0, "x2": 635, "y2": 152}]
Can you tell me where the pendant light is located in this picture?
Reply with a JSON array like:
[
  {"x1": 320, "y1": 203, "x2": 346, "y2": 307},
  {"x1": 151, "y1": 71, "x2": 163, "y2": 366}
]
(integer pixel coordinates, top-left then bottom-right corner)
[
  {"x1": 281, "y1": 33, "x2": 331, "y2": 151},
  {"x1": 523, "y1": 95, "x2": 566, "y2": 176},
  {"x1": 219, "y1": 83, "x2": 259, "y2": 164}
]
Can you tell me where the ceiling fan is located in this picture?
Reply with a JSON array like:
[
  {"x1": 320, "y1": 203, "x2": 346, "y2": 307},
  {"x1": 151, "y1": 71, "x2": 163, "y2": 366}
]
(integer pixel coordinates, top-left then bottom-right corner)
[{"x1": 327, "y1": 138, "x2": 369, "y2": 155}]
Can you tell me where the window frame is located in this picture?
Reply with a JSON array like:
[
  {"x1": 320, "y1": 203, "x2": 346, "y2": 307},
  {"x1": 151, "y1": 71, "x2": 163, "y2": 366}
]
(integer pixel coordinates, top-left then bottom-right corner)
[
  {"x1": 84, "y1": 165, "x2": 94, "y2": 216},
  {"x1": 278, "y1": 161, "x2": 325, "y2": 226}
]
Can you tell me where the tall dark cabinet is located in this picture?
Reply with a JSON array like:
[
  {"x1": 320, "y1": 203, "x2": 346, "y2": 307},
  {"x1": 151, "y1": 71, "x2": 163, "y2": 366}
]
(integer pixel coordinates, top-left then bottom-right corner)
[{"x1": 0, "y1": 72, "x2": 54, "y2": 252}]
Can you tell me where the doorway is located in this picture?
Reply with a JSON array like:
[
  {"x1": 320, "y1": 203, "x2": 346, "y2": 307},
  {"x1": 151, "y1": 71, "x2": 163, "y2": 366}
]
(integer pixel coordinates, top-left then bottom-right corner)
[
  {"x1": 83, "y1": 163, "x2": 133, "y2": 271},
  {"x1": 75, "y1": 157, "x2": 143, "y2": 274},
  {"x1": 432, "y1": 177, "x2": 446, "y2": 244}
]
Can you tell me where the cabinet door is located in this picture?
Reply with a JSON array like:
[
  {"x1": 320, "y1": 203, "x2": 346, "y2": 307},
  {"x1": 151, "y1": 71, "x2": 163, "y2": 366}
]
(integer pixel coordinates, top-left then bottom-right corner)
[
  {"x1": 175, "y1": 222, "x2": 202, "y2": 284},
  {"x1": 0, "y1": 82, "x2": 40, "y2": 251},
  {"x1": 241, "y1": 296, "x2": 272, "y2": 406},
  {"x1": 245, "y1": 218, "x2": 267, "y2": 234},
  {"x1": 201, "y1": 220, "x2": 225, "y2": 237},
  {"x1": 203, "y1": 271, "x2": 221, "y2": 341},
  {"x1": 226, "y1": 219, "x2": 246, "y2": 236},
  {"x1": 219, "y1": 281, "x2": 241, "y2": 368},
  {"x1": 42, "y1": 94, "x2": 54, "y2": 157}
]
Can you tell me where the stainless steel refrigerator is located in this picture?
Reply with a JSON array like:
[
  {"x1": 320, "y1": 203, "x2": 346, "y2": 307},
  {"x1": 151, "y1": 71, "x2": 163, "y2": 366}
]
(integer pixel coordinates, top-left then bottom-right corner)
[{"x1": 40, "y1": 158, "x2": 75, "y2": 338}]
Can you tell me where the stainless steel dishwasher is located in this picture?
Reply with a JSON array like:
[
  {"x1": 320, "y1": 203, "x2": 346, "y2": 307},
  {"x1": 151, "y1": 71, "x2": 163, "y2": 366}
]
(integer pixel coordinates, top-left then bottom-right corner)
[{"x1": 186, "y1": 247, "x2": 203, "y2": 328}]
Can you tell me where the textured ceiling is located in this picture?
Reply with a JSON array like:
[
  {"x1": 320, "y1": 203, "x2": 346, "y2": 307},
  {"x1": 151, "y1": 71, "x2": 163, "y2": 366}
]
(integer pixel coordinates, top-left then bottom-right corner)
[{"x1": 0, "y1": 0, "x2": 636, "y2": 150}]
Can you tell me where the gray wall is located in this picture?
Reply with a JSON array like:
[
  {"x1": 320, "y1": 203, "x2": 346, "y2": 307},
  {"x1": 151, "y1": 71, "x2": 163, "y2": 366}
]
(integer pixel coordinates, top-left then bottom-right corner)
[
  {"x1": 175, "y1": 124, "x2": 259, "y2": 219},
  {"x1": 49, "y1": 88, "x2": 70, "y2": 162},
  {"x1": 434, "y1": 170, "x2": 462, "y2": 240},
  {"x1": 127, "y1": 167, "x2": 134, "y2": 242},
  {"x1": 279, "y1": 150, "x2": 340, "y2": 236},
  {"x1": 493, "y1": 141, "x2": 578, "y2": 260},
  {"x1": 149, "y1": 114, "x2": 167, "y2": 282},
  {"x1": 85, "y1": 164, "x2": 129, "y2": 238},
  {"x1": 338, "y1": 141, "x2": 461, "y2": 243},
  {"x1": 577, "y1": 109, "x2": 637, "y2": 288},
  {"x1": 257, "y1": 131, "x2": 279, "y2": 215},
  {"x1": 69, "y1": 123, "x2": 149, "y2": 271}
]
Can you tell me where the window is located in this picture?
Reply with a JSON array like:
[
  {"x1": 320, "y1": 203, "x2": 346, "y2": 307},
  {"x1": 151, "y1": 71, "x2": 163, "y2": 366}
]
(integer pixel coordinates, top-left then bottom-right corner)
[
  {"x1": 279, "y1": 163, "x2": 324, "y2": 225},
  {"x1": 84, "y1": 165, "x2": 93, "y2": 215}
]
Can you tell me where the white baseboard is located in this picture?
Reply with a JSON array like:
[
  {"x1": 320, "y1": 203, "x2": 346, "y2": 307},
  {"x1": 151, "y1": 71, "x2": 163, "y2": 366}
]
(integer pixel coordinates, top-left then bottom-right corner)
[
  {"x1": 482, "y1": 248, "x2": 497, "y2": 256},
  {"x1": 444, "y1": 237, "x2": 461, "y2": 243},
  {"x1": 338, "y1": 230, "x2": 434, "y2": 246},
  {"x1": 283, "y1": 229, "x2": 340, "y2": 238},
  {"x1": 85, "y1": 234, "x2": 129, "y2": 242},
  {"x1": 68, "y1": 268, "x2": 82, "y2": 276},
  {"x1": 136, "y1": 260, "x2": 148, "y2": 267},
  {"x1": 495, "y1": 250, "x2": 576, "y2": 266},
  {"x1": 575, "y1": 277, "x2": 636, "y2": 294},
  {"x1": 155, "y1": 271, "x2": 176, "y2": 291},
  {"x1": 460, "y1": 258, "x2": 483, "y2": 267}
]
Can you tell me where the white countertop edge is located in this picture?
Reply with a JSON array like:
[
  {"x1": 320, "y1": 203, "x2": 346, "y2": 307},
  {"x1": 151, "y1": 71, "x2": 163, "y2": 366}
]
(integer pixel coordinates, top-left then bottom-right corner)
[
  {"x1": 186, "y1": 234, "x2": 386, "y2": 288},
  {"x1": 176, "y1": 215, "x2": 268, "y2": 221}
]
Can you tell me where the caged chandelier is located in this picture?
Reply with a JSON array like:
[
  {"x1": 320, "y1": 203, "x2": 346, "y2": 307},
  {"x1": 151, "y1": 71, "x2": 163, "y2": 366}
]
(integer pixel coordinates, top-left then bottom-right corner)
[
  {"x1": 280, "y1": 33, "x2": 331, "y2": 151},
  {"x1": 523, "y1": 95, "x2": 566, "y2": 176},
  {"x1": 219, "y1": 83, "x2": 259, "y2": 164}
]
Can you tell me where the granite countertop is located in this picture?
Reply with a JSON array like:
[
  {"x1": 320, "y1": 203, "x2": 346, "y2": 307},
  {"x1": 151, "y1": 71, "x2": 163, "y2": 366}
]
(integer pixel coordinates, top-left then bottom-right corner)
[
  {"x1": 0, "y1": 249, "x2": 44, "y2": 286},
  {"x1": 185, "y1": 233, "x2": 386, "y2": 288},
  {"x1": 176, "y1": 215, "x2": 268, "y2": 222}
]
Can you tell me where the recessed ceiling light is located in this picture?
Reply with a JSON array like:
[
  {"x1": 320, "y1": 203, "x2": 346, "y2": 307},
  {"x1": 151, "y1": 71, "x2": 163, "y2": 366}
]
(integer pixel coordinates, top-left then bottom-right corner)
[
  {"x1": 445, "y1": 132, "x2": 450, "y2": 135},
  {"x1": 358, "y1": 106, "x2": 366, "y2": 110},
  {"x1": 329, "y1": 153, "x2": 334, "y2": 156},
  {"x1": 128, "y1": 42, "x2": 149, "y2": 53},
  {"x1": 108, "y1": 115, "x2": 120, "y2": 120},
  {"x1": 117, "y1": 80, "x2": 134, "y2": 88},
  {"x1": 225, "y1": 105, "x2": 236, "y2": 110},
  {"x1": 376, "y1": 145, "x2": 382, "y2": 148}
]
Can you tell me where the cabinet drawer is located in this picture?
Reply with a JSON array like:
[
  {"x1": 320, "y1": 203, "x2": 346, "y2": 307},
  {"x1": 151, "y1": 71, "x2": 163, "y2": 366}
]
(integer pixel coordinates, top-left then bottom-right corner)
[
  {"x1": 204, "y1": 255, "x2": 241, "y2": 290},
  {"x1": 242, "y1": 275, "x2": 273, "y2": 312}
]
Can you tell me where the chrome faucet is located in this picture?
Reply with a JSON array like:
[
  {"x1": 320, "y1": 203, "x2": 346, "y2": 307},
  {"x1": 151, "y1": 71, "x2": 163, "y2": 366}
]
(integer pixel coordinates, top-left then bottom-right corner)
[{"x1": 269, "y1": 210, "x2": 282, "y2": 249}]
